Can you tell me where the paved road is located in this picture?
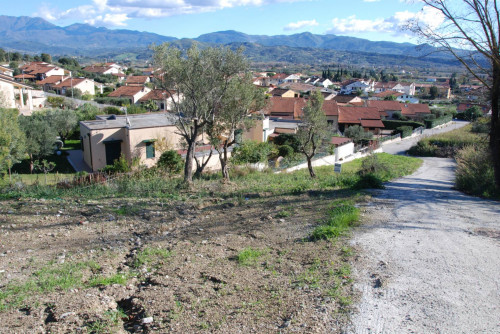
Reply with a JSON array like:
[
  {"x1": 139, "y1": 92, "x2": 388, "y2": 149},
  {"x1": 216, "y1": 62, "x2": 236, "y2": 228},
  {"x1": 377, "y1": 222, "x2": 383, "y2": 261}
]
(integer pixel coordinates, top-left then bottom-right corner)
[
  {"x1": 349, "y1": 158, "x2": 500, "y2": 333},
  {"x1": 381, "y1": 121, "x2": 469, "y2": 155}
]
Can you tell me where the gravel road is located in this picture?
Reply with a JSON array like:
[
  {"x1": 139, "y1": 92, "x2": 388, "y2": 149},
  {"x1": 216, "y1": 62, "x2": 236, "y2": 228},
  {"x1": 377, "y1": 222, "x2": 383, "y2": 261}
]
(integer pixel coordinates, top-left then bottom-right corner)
[{"x1": 349, "y1": 157, "x2": 500, "y2": 333}]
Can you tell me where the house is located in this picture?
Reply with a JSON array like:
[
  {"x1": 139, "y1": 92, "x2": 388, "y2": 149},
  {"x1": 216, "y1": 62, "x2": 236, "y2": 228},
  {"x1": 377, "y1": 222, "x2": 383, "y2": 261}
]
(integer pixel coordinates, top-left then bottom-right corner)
[
  {"x1": 36, "y1": 75, "x2": 68, "y2": 92},
  {"x1": 125, "y1": 76, "x2": 150, "y2": 86},
  {"x1": 367, "y1": 100, "x2": 403, "y2": 119},
  {"x1": 415, "y1": 83, "x2": 451, "y2": 99},
  {"x1": 269, "y1": 73, "x2": 288, "y2": 85},
  {"x1": 332, "y1": 95, "x2": 364, "y2": 106},
  {"x1": 0, "y1": 65, "x2": 13, "y2": 77},
  {"x1": 372, "y1": 90, "x2": 404, "y2": 100},
  {"x1": 264, "y1": 97, "x2": 339, "y2": 124},
  {"x1": 304, "y1": 76, "x2": 321, "y2": 85},
  {"x1": 457, "y1": 103, "x2": 490, "y2": 114},
  {"x1": 0, "y1": 73, "x2": 33, "y2": 111},
  {"x1": 331, "y1": 137, "x2": 355, "y2": 161},
  {"x1": 19, "y1": 62, "x2": 66, "y2": 81},
  {"x1": 51, "y1": 78, "x2": 96, "y2": 96},
  {"x1": 278, "y1": 82, "x2": 320, "y2": 95},
  {"x1": 283, "y1": 73, "x2": 301, "y2": 83},
  {"x1": 337, "y1": 106, "x2": 384, "y2": 134},
  {"x1": 316, "y1": 78, "x2": 333, "y2": 88},
  {"x1": 253, "y1": 76, "x2": 270, "y2": 86},
  {"x1": 83, "y1": 65, "x2": 123, "y2": 75},
  {"x1": 80, "y1": 113, "x2": 183, "y2": 171},
  {"x1": 137, "y1": 89, "x2": 180, "y2": 111},
  {"x1": 401, "y1": 104, "x2": 432, "y2": 120},
  {"x1": 374, "y1": 81, "x2": 415, "y2": 95},
  {"x1": 269, "y1": 88, "x2": 297, "y2": 98},
  {"x1": 339, "y1": 79, "x2": 374, "y2": 95},
  {"x1": 108, "y1": 86, "x2": 151, "y2": 104}
]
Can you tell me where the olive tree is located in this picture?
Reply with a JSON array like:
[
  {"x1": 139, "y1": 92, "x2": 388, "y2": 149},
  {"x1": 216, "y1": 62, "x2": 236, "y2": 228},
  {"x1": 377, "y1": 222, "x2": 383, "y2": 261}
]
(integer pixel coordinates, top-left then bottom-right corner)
[
  {"x1": 0, "y1": 108, "x2": 26, "y2": 179},
  {"x1": 207, "y1": 74, "x2": 267, "y2": 181},
  {"x1": 296, "y1": 90, "x2": 330, "y2": 178},
  {"x1": 409, "y1": 0, "x2": 500, "y2": 187},
  {"x1": 19, "y1": 113, "x2": 57, "y2": 173},
  {"x1": 152, "y1": 44, "x2": 247, "y2": 183}
]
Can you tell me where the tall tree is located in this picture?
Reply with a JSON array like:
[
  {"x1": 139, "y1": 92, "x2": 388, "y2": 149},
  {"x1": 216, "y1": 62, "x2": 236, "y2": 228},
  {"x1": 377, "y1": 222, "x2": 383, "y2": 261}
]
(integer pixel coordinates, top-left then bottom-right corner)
[
  {"x1": 409, "y1": 0, "x2": 500, "y2": 188},
  {"x1": 0, "y1": 108, "x2": 26, "y2": 179},
  {"x1": 19, "y1": 113, "x2": 57, "y2": 173},
  {"x1": 152, "y1": 44, "x2": 247, "y2": 183},
  {"x1": 207, "y1": 74, "x2": 267, "y2": 181},
  {"x1": 296, "y1": 90, "x2": 330, "y2": 178},
  {"x1": 46, "y1": 109, "x2": 79, "y2": 143}
]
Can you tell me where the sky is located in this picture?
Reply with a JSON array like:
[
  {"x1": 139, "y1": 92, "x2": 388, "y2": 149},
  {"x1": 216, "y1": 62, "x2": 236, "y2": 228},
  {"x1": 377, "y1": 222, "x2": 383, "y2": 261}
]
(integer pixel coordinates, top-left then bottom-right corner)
[{"x1": 4, "y1": 0, "x2": 442, "y2": 44}]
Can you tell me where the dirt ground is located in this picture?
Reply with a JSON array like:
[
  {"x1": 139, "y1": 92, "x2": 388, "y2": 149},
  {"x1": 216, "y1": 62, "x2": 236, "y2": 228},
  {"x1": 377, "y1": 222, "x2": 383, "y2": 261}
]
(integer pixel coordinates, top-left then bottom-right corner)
[
  {"x1": 0, "y1": 190, "x2": 363, "y2": 333},
  {"x1": 348, "y1": 157, "x2": 500, "y2": 333}
]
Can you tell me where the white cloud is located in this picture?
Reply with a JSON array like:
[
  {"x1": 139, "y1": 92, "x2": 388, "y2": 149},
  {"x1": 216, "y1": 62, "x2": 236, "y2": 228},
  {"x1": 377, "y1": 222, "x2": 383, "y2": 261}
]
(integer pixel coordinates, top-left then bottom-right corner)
[
  {"x1": 284, "y1": 19, "x2": 319, "y2": 31},
  {"x1": 326, "y1": 6, "x2": 444, "y2": 37},
  {"x1": 363, "y1": 0, "x2": 380, "y2": 2},
  {"x1": 35, "y1": 0, "x2": 308, "y2": 27}
]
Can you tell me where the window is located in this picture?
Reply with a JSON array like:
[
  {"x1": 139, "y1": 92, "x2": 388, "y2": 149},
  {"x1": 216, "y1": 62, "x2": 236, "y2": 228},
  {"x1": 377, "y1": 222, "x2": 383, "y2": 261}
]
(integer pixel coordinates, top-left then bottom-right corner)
[{"x1": 146, "y1": 141, "x2": 155, "y2": 159}]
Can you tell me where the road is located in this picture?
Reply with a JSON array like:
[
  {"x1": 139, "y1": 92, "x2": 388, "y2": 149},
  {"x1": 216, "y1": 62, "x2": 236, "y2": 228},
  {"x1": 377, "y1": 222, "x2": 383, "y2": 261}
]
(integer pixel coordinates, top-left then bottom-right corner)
[
  {"x1": 381, "y1": 121, "x2": 469, "y2": 155},
  {"x1": 348, "y1": 158, "x2": 500, "y2": 333}
]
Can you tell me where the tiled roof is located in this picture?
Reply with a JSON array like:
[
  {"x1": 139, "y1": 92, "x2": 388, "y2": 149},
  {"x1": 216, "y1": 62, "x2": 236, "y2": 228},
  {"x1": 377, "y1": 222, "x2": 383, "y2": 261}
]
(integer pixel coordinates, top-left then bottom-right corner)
[
  {"x1": 36, "y1": 75, "x2": 66, "y2": 85},
  {"x1": 125, "y1": 76, "x2": 149, "y2": 84},
  {"x1": 270, "y1": 88, "x2": 293, "y2": 96},
  {"x1": 108, "y1": 85, "x2": 146, "y2": 98},
  {"x1": 14, "y1": 74, "x2": 36, "y2": 79},
  {"x1": 266, "y1": 97, "x2": 338, "y2": 119},
  {"x1": 338, "y1": 106, "x2": 380, "y2": 123},
  {"x1": 367, "y1": 100, "x2": 403, "y2": 112},
  {"x1": 52, "y1": 78, "x2": 88, "y2": 89},
  {"x1": 374, "y1": 81, "x2": 399, "y2": 89},
  {"x1": 333, "y1": 95, "x2": 361, "y2": 104},
  {"x1": 360, "y1": 119, "x2": 385, "y2": 128},
  {"x1": 83, "y1": 65, "x2": 112, "y2": 74},
  {"x1": 330, "y1": 137, "x2": 352, "y2": 145},
  {"x1": 373, "y1": 91, "x2": 403, "y2": 98},
  {"x1": 137, "y1": 89, "x2": 173, "y2": 102},
  {"x1": 401, "y1": 104, "x2": 431, "y2": 115}
]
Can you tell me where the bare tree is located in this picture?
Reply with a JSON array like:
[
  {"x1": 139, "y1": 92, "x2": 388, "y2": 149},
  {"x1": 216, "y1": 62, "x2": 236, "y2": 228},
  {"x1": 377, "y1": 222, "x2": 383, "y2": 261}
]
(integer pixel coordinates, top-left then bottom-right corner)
[
  {"x1": 152, "y1": 44, "x2": 247, "y2": 184},
  {"x1": 409, "y1": 0, "x2": 500, "y2": 188}
]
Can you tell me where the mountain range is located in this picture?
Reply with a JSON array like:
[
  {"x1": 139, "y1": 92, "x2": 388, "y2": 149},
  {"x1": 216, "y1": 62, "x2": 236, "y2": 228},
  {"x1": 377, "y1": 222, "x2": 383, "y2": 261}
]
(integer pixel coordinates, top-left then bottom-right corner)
[{"x1": 0, "y1": 15, "x2": 460, "y2": 68}]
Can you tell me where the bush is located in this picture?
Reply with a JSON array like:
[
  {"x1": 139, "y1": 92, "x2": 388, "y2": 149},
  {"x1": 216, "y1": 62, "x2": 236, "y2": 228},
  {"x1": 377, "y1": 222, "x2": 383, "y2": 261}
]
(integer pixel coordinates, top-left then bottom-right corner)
[
  {"x1": 232, "y1": 141, "x2": 272, "y2": 164},
  {"x1": 424, "y1": 114, "x2": 452, "y2": 129},
  {"x1": 382, "y1": 120, "x2": 424, "y2": 130},
  {"x1": 46, "y1": 96, "x2": 65, "y2": 108},
  {"x1": 278, "y1": 145, "x2": 294, "y2": 157},
  {"x1": 395, "y1": 126, "x2": 413, "y2": 138},
  {"x1": 65, "y1": 88, "x2": 82, "y2": 99},
  {"x1": 407, "y1": 140, "x2": 437, "y2": 156},
  {"x1": 273, "y1": 133, "x2": 300, "y2": 152},
  {"x1": 471, "y1": 117, "x2": 490, "y2": 134},
  {"x1": 95, "y1": 97, "x2": 130, "y2": 106},
  {"x1": 103, "y1": 106, "x2": 123, "y2": 115},
  {"x1": 455, "y1": 145, "x2": 498, "y2": 198},
  {"x1": 157, "y1": 150, "x2": 183, "y2": 174},
  {"x1": 102, "y1": 154, "x2": 131, "y2": 173},
  {"x1": 127, "y1": 104, "x2": 148, "y2": 115}
]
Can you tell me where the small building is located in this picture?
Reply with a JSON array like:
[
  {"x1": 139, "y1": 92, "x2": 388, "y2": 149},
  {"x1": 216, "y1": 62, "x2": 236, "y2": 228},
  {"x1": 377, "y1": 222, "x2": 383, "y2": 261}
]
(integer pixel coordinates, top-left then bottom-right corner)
[
  {"x1": 108, "y1": 86, "x2": 151, "y2": 104},
  {"x1": 137, "y1": 89, "x2": 179, "y2": 111},
  {"x1": 269, "y1": 88, "x2": 297, "y2": 98},
  {"x1": 0, "y1": 72, "x2": 33, "y2": 112},
  {"x1": 125, "y1": 75, "x2": 150, "y2": 86},
  {"x1": 51, "y1": 77, "x2": 96, "y2": 96},
  {"x1": 338, "y1": 106, "x2": 384, "y2": 134},
  {"x1": 80, "y1": 113, "x2": 183, "y2": 171}
]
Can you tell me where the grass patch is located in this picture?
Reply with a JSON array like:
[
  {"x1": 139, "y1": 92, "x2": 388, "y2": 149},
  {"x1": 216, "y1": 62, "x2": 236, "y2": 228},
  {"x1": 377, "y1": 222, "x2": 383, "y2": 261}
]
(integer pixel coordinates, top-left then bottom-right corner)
[
  {"x1": 132, "y1": 247, "x2": 172, "y2": 269},
  {"x1": 88, "y1": 273, "x2": 128, "y2": 287},
  {"x1": 237, "y1": 247, "x2": 266, "y2": 266},
  {"x1": 311, "y1": 201, "x2": 360, "y2": 240}
]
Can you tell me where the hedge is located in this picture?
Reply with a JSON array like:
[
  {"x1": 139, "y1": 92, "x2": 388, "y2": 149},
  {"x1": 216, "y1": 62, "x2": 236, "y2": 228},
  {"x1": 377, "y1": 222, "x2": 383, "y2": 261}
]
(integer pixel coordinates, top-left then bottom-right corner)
[
  {"x1": 395, "y1": 126, "x2": 413, "y2": 138},
  {"x1": 424, "y1": 114, "x2": 452, "y2": 129},
  {"x1": 382, "y1": 120, "x2": 424, "y2": 130}
]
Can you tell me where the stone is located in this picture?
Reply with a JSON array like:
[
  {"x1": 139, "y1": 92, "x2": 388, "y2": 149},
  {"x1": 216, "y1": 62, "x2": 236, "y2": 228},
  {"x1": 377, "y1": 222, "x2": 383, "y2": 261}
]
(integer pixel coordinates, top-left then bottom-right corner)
[{"x1": 141, "y1": 317, "x2": 154, "y2": 324}]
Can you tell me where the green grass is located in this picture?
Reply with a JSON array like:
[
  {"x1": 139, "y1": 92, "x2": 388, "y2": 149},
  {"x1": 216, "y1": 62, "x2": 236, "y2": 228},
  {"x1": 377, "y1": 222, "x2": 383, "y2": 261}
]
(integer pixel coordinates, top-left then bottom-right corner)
[
  {"x1": 88, "y1": 273, "x2": 128, "y2": 287},
  {"x1": 132, "y1": 247, "x2": 172, "y2": 269},
  {"x1": 311, "y1": 200, "x2": 360, "y2": 240},
  {"x1": 237, "y1": 247, "x2": 267, "y2": 266},
  {"x1": 61, "y1": 139, "x2": 81, "y2": 151}
]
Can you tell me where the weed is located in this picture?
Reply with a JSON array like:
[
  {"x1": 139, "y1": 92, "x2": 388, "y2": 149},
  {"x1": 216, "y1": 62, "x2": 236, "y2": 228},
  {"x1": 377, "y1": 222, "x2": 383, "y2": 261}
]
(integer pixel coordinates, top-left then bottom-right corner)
[
  {"x1": 311, "y1": 203, "x2": 360, "y2": 240},
  {"x1": 237, "y1": 247, "x2": 266, "y2": 266},
  {"x1": 276, "y1": 210, "x2": 293, "y2": 218},
  {"x1": 105, "y1": 308, "x2": 127, "y2": 325},
  {"x1": 132, "y1": 247, "x2": 172, "y2": 269},
  {"x1": 85, "y1": 319, "x2": 109, "y2": 334},
  {"x1": 89, "y1": 273, "x2": 128, "y2": 287}
]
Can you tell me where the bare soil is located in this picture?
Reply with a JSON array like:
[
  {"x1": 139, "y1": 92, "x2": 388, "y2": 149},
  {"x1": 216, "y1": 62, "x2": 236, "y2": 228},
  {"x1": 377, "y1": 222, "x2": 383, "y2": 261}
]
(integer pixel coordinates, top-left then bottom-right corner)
[{"x1": 0, "y1": 190, "x2": 363, "y2": 333}]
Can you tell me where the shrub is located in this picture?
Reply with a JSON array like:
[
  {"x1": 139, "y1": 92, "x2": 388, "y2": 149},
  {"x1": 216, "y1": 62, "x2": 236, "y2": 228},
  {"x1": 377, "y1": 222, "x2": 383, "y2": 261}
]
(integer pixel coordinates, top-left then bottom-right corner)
[
  {"x1": 103, "y1": 106, "x2": 123, "y2": 115},
  {"x1": 455, "y1": 145, "x2": 498, "y2": 198},
  {"x1": 273, "y1": 133, "x2": 300, "y2": 152},
  {"x1": 127, "y1": 104, "x2": 148, "y2": 115},
  {"x1": 407, "y1": 140, "x2": 437, "y2": 156},
  {"x1": 232, "y1": 141, "x2": 272, "y2": 164},
  {"x1": 392, "y1": 111, "x2": 403, "y2": 120},
  {"x1": 101, "y1": 154, "x2": 131, "y2": 173},
  {"x1": 394, "y1": 126, "x2": 413, "y2": 138},
  {"x1": 46, "y1": 96, "x2": 65, "y2": 108},
  {"x1": 471, "y1": 117, "x2": 490, "y2": 134},
  {"x1": 424, "y1": 114, "x2": 452, "y2": 129},
  {"x1": 344, "y1": 125, "x2": 373, "y2": 144},
  {"x1": 278, "y1": 144, "x2": 294, "y2": 157},
  {"x1": 382, "y1": 120, "x2": 424, "y2": 130},
  {"x1": 157, "y1": 150, "x2": 183, "y2": 174}
]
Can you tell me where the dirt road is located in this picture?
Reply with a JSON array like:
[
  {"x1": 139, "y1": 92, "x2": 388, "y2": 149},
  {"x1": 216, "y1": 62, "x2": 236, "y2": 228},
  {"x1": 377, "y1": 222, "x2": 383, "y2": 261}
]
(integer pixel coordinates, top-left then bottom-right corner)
[{"x1": 349, "y1": 157, "x2": 500, "y2": 333}]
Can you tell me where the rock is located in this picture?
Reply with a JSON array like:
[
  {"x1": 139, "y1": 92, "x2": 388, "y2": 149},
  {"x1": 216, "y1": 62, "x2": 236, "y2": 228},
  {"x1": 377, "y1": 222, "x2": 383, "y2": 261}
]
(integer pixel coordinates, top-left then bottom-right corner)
[
  {"x1": 141, "y1": 317, "x2": 154, "y2": 324},
  {"x1": 79, "y1": 221, "x2": 89, "y2": 225},
  {"x1": 59, "y1": 312, "x2": 75, "y2": 319}
]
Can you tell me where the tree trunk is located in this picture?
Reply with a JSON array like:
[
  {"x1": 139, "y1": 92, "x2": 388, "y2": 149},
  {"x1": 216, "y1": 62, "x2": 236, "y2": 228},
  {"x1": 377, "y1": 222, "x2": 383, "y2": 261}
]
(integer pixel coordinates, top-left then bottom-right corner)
[
  {"x1": 220, "y1": 144, "x2": 230, "y2": 181},
  {"x1": 307, "y1": 156, "x2": 316, "y2": 178},
  {"x1": 184, "y1": 140, "x2": 196, "y2": 183},
  {"x1": 194, "y1": 149, "x2": 212, "y2": 178},
  {"x1": 29, "y1": 154, "x2": 34, "y2": 174},
  {"x1": 491, "y1": 64, "x2": 500, "y2": 188}
]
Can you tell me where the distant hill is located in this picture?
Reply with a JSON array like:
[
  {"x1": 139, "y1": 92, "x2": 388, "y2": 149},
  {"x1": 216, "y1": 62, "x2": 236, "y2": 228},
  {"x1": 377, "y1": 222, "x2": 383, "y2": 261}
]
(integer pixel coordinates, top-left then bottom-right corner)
[{"x1": 0, "y1": 15, "x2": 461, "y2": 68}]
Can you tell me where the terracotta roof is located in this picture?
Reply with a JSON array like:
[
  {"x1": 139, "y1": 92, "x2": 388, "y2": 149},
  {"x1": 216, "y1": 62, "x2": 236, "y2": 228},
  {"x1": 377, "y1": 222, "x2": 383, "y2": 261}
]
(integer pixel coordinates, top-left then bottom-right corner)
[
  {"x1": 52, "y1": 78, "x2": 88, "y2": 89},
  {"x1": 270, "y1": 88, "x2": 293, "y2": 96},
  {"x1": 338, "y1": 106, "x2": 381, "y2": 124},
  {"x1": 330, "y1": 137, "x2": 352, "y2": 146},
  {"x1": 373, "y1": 91, "x2": 403, "y2": 98},
  {"x1": 374, "y1": 81, "x2": 399, "y2": 89},
  {"x1": 112, "y1": 73, "x2": 127, "y2": 77},
  {"x1": 323, "y1": 100, "x2": 339, "y2": 116},
  {"x1": 271, "y1": 73, "x2": 288, "y2": 80},
  {"x1": 367, "y1": 100, "x2": 403, "y2": 112},
  {"x1": 83, "y1": 65, "x2": 112, "y2": 74},
  {"x1": 108, "y1": 85, "x2": 146, "y2": 98},
  {"x1": 333, "y1": 95, "x2": 361, "y2": 104},
  {"x1": 37, "y1": 75, "x2": 66, "y2": 85},
  {"x1": 401, "y1": 104, "x2": 431, "y2": 115},
  {"x1": 360, "y1": 119, "x2": 385, "y2": 128},
  {"x1": 266, "y1": 97, "x2": 338, "y2": 119},
  {"x1": 125, "y1": 76, "x2": 149, "y2": 85},
  {"x1": 14, "y1": 74, "x2": 36, "y2": 79},
  {"x1": 340, "y1": 79, "x2": 358, "y2": 87},
  {"x1": 0, "y1": 73, "x2": 32, "y2": 88},
  {"x1": 457, "y1": 103, "x2": 489, "y2": 112},
  {"x1": 137, "y1": 89, "x2": 173, "y2": 102}
]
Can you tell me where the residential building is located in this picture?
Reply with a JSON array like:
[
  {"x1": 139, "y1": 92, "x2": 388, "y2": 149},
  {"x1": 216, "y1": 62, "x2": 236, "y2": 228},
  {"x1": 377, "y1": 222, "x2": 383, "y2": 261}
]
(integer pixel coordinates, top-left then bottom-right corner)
[
  {"x1": 0, "y1": 72, "x2": 33, "y2": 111},
  {"x1": 332, "y1": 95, "x2": 364, "y2": 106},
  {"x1": 108, "y1": 86, "x2": 151, "y2": 104},
  {"x1": 269, "y1": 88, "x2": 297, "y2": 98},
  {"x1": 36, "y1": 75, "x2": 68, "y2": 92},
  {"x1": 401, "y1": 103, "x2": 432, "y2": 120},
  {"x1": 339, "y1": 79, "x2": 374, "y2": 95},
  {"x1": 19, "y1": 62, "x2": 65, "y2": 81},
  {"x1": 83, "y1": 65, "x2": 123, "y2": 75},
  {"x1": 337, "y1": 106, "x2": 384, "y2": 134},
  {"x1": 52, "y1": 78, "x2": 96, "y2": 96},
  {"x1": 137, "y1": 89, "x2": 180, "y2": 111},
  {"x1": 125, "y1": 75, "x2": 150, "y2": 86}
]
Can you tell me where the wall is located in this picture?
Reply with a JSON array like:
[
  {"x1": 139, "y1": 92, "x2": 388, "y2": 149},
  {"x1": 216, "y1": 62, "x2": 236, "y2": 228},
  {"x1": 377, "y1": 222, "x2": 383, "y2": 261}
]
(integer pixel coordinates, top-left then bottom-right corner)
[
  {"x1": 81, "y1": 125, "x2": 126, "y2": 171},
  {"x1": 0, "y1": 80, "x2": 15, "y2": 108},
  {"x1": 335, "y1": 142, "x2": 355, "y2": 161},
  {"x1": 76, "y1": 79, "x2": 96, "y2": 96}
]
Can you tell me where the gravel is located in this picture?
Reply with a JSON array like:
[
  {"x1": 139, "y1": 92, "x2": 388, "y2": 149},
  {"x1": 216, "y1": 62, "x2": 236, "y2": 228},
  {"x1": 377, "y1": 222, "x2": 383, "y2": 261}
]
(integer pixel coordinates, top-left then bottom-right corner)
[{"x1": 349, "y1": 157, "x2": 500, "y2": 333}]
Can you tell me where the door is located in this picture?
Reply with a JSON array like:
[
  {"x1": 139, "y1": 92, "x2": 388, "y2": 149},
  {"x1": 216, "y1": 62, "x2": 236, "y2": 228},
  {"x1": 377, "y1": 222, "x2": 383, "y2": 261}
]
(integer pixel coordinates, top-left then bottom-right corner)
[{"x1": 105, "y1": 141, "x2": 122, "y2": 165}]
